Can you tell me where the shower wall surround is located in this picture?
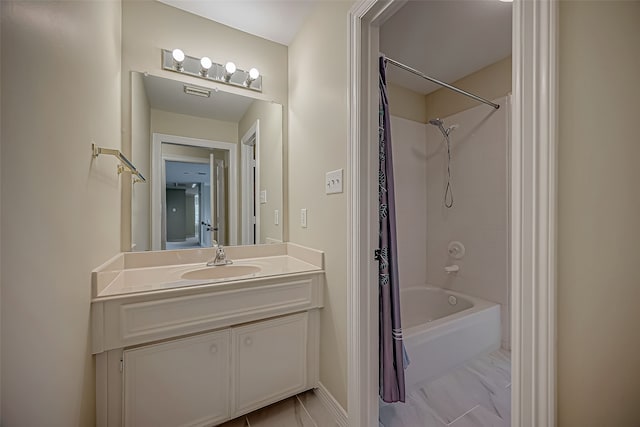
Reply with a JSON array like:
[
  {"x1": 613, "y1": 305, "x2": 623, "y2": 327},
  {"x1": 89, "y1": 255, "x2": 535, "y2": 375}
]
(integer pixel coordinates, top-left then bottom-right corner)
[
  {"x1": 391, "y1": 95, "x2": 510, "y2": 349},
  {"x1": 426, "y1": 96, "x2": 510, "y2": 349},
  {"x1": 391, "y1": 116, "x2": 428, "y2": 290}
]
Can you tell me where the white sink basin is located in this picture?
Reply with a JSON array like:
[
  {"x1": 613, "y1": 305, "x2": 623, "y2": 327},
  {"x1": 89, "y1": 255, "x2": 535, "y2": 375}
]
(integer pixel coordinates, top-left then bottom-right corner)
[{"x1": 181, "y1": 265, "x2": 261, "y2": 281}]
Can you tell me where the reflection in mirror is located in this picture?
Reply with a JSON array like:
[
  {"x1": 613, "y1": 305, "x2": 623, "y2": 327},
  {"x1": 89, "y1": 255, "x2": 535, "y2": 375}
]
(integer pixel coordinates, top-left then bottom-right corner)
[{"x1": 130, "y1": 72, "x2": 283, "y2": 251}]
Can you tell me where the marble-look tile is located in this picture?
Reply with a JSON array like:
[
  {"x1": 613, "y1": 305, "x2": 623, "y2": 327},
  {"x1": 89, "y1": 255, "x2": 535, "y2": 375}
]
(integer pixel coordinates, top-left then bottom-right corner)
[
  {"x1": 217, "y1": 416, "x2": 249, "y2": 427},
  {"x1": 379, "y1": 397, "x2": 444, "y2": 427},
  {"x1": 450, "y1": 405, "x2": 508, "y2": 427},
  {"x1": 296, "y1": 391, "x2": 339, "y2": 427},
  {"x1": 248, "y1": 397, "x2": 316, "y2": 427},
  {"x1": 465, "y1": 354, "x2": 511, "y2": 390},
  {"x1": 379, "y1": 350, "x2": 512, "y2": 427},
  {"x1": 488, "y1": 383, "x2": 511, "y2": 421},
  {"x1": 414, "y1": 366, "x2": 498, "y2": 423}
]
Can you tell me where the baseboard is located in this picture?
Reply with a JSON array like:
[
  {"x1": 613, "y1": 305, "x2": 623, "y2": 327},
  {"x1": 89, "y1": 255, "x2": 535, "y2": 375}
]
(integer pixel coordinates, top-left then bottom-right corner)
[{"x1": 314, "y1": 382, "x2": 348, "y2": 427}]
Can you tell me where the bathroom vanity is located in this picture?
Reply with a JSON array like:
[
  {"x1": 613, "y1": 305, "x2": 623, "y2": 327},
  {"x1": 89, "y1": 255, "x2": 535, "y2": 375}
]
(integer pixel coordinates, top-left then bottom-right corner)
[{"x1": 91, "y1": 243, "x2": 324, "y2": 427}]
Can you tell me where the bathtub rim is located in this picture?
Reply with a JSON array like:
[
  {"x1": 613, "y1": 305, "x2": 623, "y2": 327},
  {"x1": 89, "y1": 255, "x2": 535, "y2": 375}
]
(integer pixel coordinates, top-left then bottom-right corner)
[{"x1": 401, "y1": 286, "x2": 500, "y2": 340}]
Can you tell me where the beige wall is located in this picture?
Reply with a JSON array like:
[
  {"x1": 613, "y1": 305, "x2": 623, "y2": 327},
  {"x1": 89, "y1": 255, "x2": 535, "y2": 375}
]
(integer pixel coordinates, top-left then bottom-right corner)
[
  {"x1": 1, "y1": 1, "x2": 122, "y2": 424},
  {"x1": 557, "y1": 2, "x2": 640, "y2": 426},
  {"x1": 288, "y1": 1, "x2": 353, "y2": 408},
  {"x1": 122, "y1": 0, "x2": 288, "y2": 250},
  {"x1": 131, "y1": 72, "x2": 151, "y2": 250},
  {"x1": 0, "y1": 4, "x2": 3, "y2": 418},
  {"x1": 425, "y1": 56, "x2": 511, "y2": 121},
  {"x1": 388, "y1": 83, "x2": 428, "y2": 123},
  {"x1": 239, "y1": 101, "x2": 283, "y2": 244},
  {"x1": 151, "y1": 109, "x2": 239, "y2": 143}
]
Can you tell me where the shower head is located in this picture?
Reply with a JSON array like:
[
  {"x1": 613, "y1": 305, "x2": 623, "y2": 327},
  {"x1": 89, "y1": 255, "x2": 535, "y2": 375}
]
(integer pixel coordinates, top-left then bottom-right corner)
[
  {"x1": 428, "y1": 118, "x2": 448, "y2": 136},
  {"x1": 428, "y1": 118, "x2": 457, "y2": 137}
]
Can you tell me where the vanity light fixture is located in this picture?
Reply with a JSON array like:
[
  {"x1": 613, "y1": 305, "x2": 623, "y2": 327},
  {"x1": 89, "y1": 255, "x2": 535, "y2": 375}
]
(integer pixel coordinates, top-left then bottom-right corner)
[
  {"x1": 245, "y1": 68, "x2": 260, "y2": 87},
  {"x1": 172, "y1": 48, "x2": 185, "y2": 71},
  {"x1": 161, "y1": 49, "x2": 263, "y2": 92},
  {"x1": 224, "y1": 61, "x2": 237, "y2": 82},
  {"x1": 200, "y1": 56, "x2": 213, "y2": 76}
]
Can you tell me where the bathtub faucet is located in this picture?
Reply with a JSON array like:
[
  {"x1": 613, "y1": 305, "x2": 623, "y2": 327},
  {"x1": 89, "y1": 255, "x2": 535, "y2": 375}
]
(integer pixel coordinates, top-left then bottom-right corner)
[{"x1": 444, "y1": 264, "x2": 460, "y2": 274}]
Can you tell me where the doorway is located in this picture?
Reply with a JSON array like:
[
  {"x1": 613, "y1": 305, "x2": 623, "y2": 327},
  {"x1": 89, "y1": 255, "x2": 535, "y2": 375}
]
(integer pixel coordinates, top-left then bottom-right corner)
[
  {"x1": 347, "y1": 1, "x2": 558, "y2": 426},
  {"x1": 151, "y1": 133, "x2": 238, "y2": 250},
  {"x1": 241, "y1": 120, "x2": 260, "y2": 245}
]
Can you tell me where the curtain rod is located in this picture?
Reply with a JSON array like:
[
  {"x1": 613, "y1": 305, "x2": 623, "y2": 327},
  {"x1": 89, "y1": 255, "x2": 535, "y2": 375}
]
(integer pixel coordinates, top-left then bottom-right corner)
[{"x1": 384, "y1": 56, "x2": 500, "y2": 110}]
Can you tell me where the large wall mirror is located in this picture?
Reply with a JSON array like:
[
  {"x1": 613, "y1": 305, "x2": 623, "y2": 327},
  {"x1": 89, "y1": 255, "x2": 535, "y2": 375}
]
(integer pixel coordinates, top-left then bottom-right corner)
[{"x1": 130, "y1": 71, "x2": 283, "y2": 251}]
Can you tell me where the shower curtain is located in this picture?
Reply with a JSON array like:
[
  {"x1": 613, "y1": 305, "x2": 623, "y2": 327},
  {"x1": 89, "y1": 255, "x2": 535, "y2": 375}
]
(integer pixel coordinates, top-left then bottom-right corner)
[{"x1": 378, "y1": 55, "x2": 406, "y2": 403}]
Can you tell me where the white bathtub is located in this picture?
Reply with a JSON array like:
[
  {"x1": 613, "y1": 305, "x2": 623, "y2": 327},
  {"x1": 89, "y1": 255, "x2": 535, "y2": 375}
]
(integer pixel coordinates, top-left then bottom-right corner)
[{"x1": 400, "y1": 286, "x2": 501, "y2": 391}]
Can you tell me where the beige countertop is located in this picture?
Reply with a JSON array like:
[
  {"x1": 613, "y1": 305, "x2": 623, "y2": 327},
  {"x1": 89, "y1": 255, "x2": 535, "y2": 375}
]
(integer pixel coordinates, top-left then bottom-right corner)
[{"x1": 92, "y1": 243, "x2": 324, "y2": 300}]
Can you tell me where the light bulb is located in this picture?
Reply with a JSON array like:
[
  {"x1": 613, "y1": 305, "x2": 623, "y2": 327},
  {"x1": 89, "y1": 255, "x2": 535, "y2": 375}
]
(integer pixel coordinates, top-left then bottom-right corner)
[
  {"x1": 225, "y1": 62, "x2": 236, "y2": 74},
  {"x1": 200, "y1": 56, "x2": 212, "y2": 70},
  {"x1": 249, "y1": 68, "x2": 260, "y2": 80},
  {"x1": 172, "y1": 49, "x2": 185, "y2": 62}
]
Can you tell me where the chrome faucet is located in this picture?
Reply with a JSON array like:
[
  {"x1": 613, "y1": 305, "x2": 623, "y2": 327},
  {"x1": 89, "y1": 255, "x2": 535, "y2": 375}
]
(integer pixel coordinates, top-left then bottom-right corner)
[{"x1": 207, "y1": 241, "x2": 233, "y2": 267}]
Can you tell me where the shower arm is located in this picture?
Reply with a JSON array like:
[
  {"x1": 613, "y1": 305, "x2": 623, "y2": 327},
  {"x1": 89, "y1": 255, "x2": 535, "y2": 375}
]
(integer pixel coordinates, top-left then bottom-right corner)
[{"x1": 384, "y1": 57, "x2": 500, "y2": 110}]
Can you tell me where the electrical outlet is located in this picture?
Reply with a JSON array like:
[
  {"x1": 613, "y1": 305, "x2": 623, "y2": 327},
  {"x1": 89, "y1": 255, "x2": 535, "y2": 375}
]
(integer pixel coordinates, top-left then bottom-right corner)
[
  {"x1": 326, "y1": 169, "x2": 343, "y2": 194},
  {"x1": 300, "y1": 208, "x2": 307, "y2": 228},
  {"x1": 274, "y1": 209, "x2": 279, "y2": 225}
]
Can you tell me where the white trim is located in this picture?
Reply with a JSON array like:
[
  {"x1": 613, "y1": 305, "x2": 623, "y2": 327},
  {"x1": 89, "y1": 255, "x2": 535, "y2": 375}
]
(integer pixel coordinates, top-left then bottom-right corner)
[
  {"x1": 151, "y1": 133, "x2": 238, "y2": 250},
  {"x1": 314, "y1": 382, "x2": 348, "y2": 427},
  {"x1": 162, "y1": 153, "x2": 209, "y2": 165},
  {"x1": 511, "y1": 0, "x2": 557, "y2": 425},
  {"x1": 240, "y1": 121, "x2": 261, "y2": 245},
  {"x1": 347, "y1": 1, "x2": 558, "y2": 427}
]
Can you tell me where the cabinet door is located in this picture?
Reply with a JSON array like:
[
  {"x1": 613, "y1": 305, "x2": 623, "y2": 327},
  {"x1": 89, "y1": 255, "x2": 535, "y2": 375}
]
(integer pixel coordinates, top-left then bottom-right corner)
[
  {"x1": 232, "y1": 313, "x2": 308, "y2": 414},
  {"x1": 123, "y1": 330, "x2": 230, "y2": 427}
]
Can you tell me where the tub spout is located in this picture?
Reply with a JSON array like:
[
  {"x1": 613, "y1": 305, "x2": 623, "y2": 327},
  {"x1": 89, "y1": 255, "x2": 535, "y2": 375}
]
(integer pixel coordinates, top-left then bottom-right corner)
[{"x1": 444, "y1": 264, "x2": 460, "y2": 274}]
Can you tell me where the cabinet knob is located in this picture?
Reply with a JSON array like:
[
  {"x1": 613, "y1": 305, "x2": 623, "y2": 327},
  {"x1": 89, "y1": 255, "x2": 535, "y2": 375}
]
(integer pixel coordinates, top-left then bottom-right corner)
[
  {"x1": 210, "y1": 344, "x2": 218, "y2": 354},
  {"x1": 244, "y1": 337, "x2": 252, "y2": 346}
]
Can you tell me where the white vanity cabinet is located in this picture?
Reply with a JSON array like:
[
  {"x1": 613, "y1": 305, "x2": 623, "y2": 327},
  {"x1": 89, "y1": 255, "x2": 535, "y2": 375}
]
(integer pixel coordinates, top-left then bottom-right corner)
[
  {"x1": 122, "y1": 312, "x2": 312, "y2": 427},
  {"x1": 92, "y1": 249, "x2": 324, "y2": 427},
  {"x1": 232, "y1": 313, "x2": 308, "y2": 414},
  {"x1": 123, "y1": 330, "x2": 231, "y2": 427}
]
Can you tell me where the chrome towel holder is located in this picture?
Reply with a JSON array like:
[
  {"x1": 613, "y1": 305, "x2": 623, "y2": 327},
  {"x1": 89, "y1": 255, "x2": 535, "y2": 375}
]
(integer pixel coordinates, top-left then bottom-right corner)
[{"x1": 91, "y1": 142, "x2": 146, "y2": 183}]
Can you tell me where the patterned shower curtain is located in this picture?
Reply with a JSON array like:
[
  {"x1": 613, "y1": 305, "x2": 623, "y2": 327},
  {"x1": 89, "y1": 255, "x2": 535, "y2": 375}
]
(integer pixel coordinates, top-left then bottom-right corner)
[{"x1": 378, "y1": 55, "x2": 406, "y2": 403}]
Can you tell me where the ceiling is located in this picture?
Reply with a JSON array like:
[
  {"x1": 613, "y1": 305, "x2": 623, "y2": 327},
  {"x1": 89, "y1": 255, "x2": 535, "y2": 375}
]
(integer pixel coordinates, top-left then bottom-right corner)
[
  {"x1": 143, "y1": 74, "x2": 255, "y2": 122},
  {"x1": 155, "y1": 1, "x2": 511, "y2": 95},
  {"x1": 380, "y1": 0, "x2": 512, "y2": 95},
  {"x1": 157, "y1": 0, "x2": 315, "y2": 46},
  {"x1": 165, "y1": 161, "x2": 210, "y2": 185}
]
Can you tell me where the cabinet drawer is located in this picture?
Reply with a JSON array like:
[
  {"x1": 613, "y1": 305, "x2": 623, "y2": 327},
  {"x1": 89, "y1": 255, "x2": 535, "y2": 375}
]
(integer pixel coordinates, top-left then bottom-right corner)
[
  {"x1": 98, "y1": 278, "x2": 318, "y2": 352},
  {"x1": 123, "y1": 330, "x2": 230, "y2": 427},
  {"x1": 232, "y1": 313, "x2": 308, "y2": 414}
]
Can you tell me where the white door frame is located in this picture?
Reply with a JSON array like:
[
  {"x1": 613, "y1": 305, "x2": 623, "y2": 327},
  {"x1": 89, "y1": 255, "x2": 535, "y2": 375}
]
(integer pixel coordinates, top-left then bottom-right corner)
[
  {"x1": 347, "y1": 1, "x2": 558, "y2": 426},
  {"x1": 151, "y1": 133, "x2": 238, "y2": 250},
  {"x1": 240, "y1": 120, "x2": 260, "y2": 245}
]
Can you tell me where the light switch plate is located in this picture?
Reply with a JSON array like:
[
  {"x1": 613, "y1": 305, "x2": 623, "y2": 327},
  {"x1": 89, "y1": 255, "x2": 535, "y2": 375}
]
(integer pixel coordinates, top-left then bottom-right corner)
[
  {"x1": 260, "y1": 190, "x2": 267, "y2": 204},
  {"x1": 300, "y1": 208, "x2": 307, "y2": 228},
  {"x1": 326, "y1": 169, "x2": 343, "y2": 194}
]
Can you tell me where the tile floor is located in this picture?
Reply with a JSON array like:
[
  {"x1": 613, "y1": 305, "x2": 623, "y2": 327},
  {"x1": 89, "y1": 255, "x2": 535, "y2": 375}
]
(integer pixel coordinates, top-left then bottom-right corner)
[
  {"x1": 379, "y1": 349, "x2": 511, "y2": 427},
  {"x1": 218, "y1": 389, "x2": 340, "y2": 427},
  {"x1": 218, "y1": 349, "x2": 510, "y2": 427}
]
